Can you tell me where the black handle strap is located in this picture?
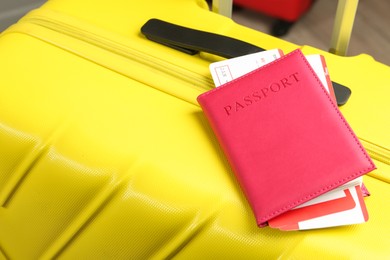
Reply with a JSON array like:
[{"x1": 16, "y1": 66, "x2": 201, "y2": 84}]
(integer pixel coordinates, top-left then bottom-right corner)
[
  {"x1": 141, "y1": 18, "x2": 351, "y2": 106},
  {"x1": 141, "y1": 18, "x2": 265, "y2": 59},
  {"x1": 332, "y1": 81, "x2": 351, "y2": 106}
]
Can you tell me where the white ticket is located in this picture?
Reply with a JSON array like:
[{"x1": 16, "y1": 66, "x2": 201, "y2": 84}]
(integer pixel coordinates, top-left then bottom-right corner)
[{"x1": 209, "y1": 49, "x2": 284, "y2": 87}]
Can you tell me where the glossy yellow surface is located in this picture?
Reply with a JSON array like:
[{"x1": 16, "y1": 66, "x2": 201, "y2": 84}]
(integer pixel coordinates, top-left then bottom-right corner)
[
  {"x1": 329, "y1": 0, "x2": 359, "y2": 55},
  {"x1": 0, "y1": 0, "x2": 389, "y2": 259}
]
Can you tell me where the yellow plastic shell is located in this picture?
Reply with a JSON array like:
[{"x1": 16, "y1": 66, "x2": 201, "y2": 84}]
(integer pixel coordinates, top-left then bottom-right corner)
[{"x1": 0, "y1": 0, "x2": 389, "y2": 259}]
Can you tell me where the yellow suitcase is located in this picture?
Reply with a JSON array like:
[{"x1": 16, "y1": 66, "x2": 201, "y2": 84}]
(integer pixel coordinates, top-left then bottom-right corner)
[{"x1": 0, "y1": 0, "x2": 389, "y2": 259}]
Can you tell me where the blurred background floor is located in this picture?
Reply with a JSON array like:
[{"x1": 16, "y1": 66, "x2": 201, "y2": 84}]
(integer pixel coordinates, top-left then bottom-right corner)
[
  {"x1": 0, "y1": 0, "x2": 45, "y2": 31},
  {"x1": 232, "y1": 0, "x2": 390, "y2": 65}
]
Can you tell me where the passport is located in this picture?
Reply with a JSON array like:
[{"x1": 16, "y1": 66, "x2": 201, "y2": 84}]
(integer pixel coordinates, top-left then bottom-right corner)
[{"x1": 197, "y1": 49, "x2": 376, "y2": 227}]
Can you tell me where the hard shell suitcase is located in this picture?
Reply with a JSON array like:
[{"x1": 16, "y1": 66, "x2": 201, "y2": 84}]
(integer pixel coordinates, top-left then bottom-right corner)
[
  {"x1": 0, "y1": 0, "x2": 389, "y2": 259},
  {"x1": 233, "y1": 0, "x2": 313, "y2": 22},
  {"x1": 232, "y1": 0, "x2": 314, "y2": 36}
]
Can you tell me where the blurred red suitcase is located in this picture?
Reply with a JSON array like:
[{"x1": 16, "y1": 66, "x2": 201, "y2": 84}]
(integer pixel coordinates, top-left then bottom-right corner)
[
  {"x1": 234, "y1": 0, "x2": 313, "y2": 21},
  {"x1": 233, "y1": 0, "x2": 314, "y2": 35}
]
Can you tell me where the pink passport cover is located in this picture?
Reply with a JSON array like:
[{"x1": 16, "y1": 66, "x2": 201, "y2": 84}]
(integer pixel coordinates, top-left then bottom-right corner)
[{"x1": 197, "y1": 49, "x2": 375, "y2": 227}]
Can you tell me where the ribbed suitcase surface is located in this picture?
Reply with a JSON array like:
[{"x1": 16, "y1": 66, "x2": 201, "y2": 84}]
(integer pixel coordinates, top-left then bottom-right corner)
[{"x1": 0, "y1": 0, "x2": 389, "y2": 258}]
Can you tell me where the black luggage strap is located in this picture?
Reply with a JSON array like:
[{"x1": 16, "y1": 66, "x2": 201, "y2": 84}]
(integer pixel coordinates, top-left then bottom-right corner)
[
  {"x1": 141, "y1": 18, "x2": 265, "y2": 58},
  {"x1": 141, "y1": 18, "x2": 351, "y2": 106}
]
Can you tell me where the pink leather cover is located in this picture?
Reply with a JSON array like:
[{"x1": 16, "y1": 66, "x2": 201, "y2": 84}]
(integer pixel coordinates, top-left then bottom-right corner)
[{"x1": 197, "y1": 49, "x2": 376, "y2": 227}]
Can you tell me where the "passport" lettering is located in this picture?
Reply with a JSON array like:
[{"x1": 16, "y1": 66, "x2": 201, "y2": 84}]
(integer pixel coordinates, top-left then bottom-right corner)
[{"x1": 223, "y1": 72, "x2": 300, "y2": 116}]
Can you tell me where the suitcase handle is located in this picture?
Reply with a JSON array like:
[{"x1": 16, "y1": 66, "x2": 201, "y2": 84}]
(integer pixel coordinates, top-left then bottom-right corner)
[
  {"x1": 212, "y1": 0, "x2": 359, "y2": 56},
  {"x1": 329, "y1": 0, "x2": 359, "y2": 56},
  {"x1": 141, "y1": 18, "x2": 351, "y2": 106},
  {"x1": 141, "y1": 18, "x2": 265, "y2": 59}
]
